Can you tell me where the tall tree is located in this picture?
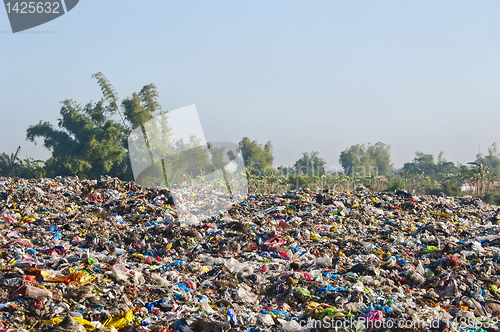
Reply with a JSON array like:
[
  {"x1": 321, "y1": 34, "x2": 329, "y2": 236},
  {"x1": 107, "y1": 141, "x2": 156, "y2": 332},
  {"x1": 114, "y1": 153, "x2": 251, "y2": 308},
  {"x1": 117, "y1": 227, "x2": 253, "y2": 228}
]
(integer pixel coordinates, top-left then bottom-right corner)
[
  {"x1": 475, "y1": 143, "x2": 500, "y2": 177},
  {"x1": 122, "y1": 84, "x2": 162, "y2": 129},
  {"x1": 339, "y1": 144, "x2": 364, "y2": 176},
  {"x1": 368, "y1": 142, "x2": 392, "y2": 175},
  {"x1": 401, "y1": 152, "x2": 436, "y2": 176},
  {"x1": 402, "y1": 151, "x2": 456, "y2": 178},
  {"x1": 26, "y1": 73, "x2": 163, "y2": 180},
  {"x1": 0, "y1": 146, "x2": 21, "y2": 177},
  {"x1": 339, "y1": 142, "x2": 392, "y2": 176},
  {"x1": 293, "y1": 151, "x2": 326, "y2": 176},
  {"x1": 239, "y1": 137, "x2": 274, "y2": 175},
  {"x1": 26, "y1": 100, "x2": 128, "y2": 179}
]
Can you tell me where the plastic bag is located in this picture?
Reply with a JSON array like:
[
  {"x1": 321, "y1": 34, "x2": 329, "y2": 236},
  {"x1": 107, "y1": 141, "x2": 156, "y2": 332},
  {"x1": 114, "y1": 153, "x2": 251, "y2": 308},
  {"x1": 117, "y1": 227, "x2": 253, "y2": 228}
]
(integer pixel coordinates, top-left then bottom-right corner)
[
  {"x1": 103, "y1": 310, "x2": 135, "y2": 330},
  {"x1": 315, "y1": 255, "x2": 332, "y2": 267},
  {"x1": 46, "y1": 270, "x2": 93, "y2": 286}
]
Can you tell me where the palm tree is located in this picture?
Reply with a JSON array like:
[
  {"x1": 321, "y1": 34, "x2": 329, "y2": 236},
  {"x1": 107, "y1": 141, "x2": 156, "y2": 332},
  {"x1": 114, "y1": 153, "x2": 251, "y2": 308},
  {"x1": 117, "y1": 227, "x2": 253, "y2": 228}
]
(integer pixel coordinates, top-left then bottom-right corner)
[
  {"x1": 486, "y1": 174, "x2": 497, "y2": 194},
  {"x1": 17, "y1": 157, "x2": 46, "y2": 178},
  {"x1": 468, "y1": 162, "x2": 489, "y2": 195},
  {"x1": 0, "y1": 146, "x2": 21, "y2": 177}
]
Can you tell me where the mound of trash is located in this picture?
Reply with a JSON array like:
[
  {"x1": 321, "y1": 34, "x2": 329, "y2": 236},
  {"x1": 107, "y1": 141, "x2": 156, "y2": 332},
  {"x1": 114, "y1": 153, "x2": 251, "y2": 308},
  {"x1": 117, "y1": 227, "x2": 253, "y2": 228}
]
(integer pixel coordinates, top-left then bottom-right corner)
[{"x1": 0, "y1": 176, "x2": 500, "y2": 331}]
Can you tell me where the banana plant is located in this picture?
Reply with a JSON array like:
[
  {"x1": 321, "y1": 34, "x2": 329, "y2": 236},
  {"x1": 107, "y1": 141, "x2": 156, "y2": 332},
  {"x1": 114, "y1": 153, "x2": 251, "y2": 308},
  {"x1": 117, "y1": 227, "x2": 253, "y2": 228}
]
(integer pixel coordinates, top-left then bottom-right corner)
[
  {"x1": 17, "y1": 157, "x2": 46, "y2": 178},
  {"x1": 0, "y1": 146, "x2": 21, "y2": 177}
]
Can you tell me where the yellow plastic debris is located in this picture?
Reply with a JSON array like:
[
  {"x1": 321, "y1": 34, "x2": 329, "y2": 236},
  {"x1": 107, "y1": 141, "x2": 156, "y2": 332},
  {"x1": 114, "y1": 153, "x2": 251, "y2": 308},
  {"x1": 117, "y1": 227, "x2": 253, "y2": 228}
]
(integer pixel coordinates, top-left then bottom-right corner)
[
  {"x1": 129, "y1": 253, "x2": 145, "y2": 260},
  {"x1": 307, "y1": 301, "x2": 320, "y2": 310},
  {"x1": 43, "y1": 316, "x2": 95, "y2": 331},
  {"x1": 46, "y1": 270, "x2": 93, "y2": 286},
  {"x1": 21, "y1": 215, "x2": 37, "y2": 222},
  {"x1": 103, "y1": 309, "x2": 135, "y2": 330}
]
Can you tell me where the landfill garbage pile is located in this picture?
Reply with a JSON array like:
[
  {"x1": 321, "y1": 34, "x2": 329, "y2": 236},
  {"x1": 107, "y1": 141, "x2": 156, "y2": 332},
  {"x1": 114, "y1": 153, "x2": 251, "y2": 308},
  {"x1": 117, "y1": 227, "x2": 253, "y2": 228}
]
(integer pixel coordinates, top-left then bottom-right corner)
[{"x1": 1, "y1": 176, "x2": 500, "y2": 331}]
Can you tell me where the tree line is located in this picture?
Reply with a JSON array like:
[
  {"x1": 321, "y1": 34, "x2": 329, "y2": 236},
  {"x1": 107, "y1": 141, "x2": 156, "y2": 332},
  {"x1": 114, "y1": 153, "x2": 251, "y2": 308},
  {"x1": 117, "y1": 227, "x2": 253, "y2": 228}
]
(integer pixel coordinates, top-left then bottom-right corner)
[{"x1": 1, "y1": 73, "x2": 499, "y2": 203}]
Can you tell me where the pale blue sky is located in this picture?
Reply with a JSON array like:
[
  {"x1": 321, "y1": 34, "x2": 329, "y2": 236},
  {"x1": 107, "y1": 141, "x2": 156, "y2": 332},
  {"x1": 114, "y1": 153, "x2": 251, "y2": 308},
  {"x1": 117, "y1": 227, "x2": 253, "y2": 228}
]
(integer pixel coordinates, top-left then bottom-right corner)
[{"x1": 1, "y1": 0, "x2": 499, "y2": 169}]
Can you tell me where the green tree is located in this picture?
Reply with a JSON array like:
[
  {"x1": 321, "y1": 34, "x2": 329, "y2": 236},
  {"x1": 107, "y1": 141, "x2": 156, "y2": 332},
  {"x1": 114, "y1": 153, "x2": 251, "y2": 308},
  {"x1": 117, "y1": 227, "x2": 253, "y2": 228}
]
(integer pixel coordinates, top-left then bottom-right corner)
[
  {"x1": 401, "y1": 151, "x2": 436, "y2": 176},
  {"x1": 0, "y1": 146, "x2": 21, "y2": 177},
  {"x1": 339, "y1": 144, "x2": 363, "y2": 176},
  {"x1": 0, "y1": 147, "x2": 46, "y2": 179},
  {"x1": 467, "y1": 162, "x2": 490, "y2": 195},
  {"x1": 400, "y1": 151, "x2": 458, "y2": 194},
  {"x1": 122, "y1": 84, "x2": 162, "y2": 130},
  {"x1": 475, "y1": 143, "x2": 500, "y2": 177},
  {"x1": 121, "y1": 82, "x2": 168, "y2": 183},
  {"x1": 26, "y1": 100, "x2": 128, "y2": 179},
  {"x1": 386, "y1": 176, "x2": 404, "y2": 191},
  {"x1": 293, "y1": 151, "x2": 326, "y2": 176},
  {"x1": 368, "y1": 142, "x2": 392, "y2": 175},
  {"x1": 18, "y1": 157, "x2": 46, "y2": 178},
  {"x1": 339, "y1": 142, "x2": 391, "y2": 176},
  {"x1": 26, "y1": 73, "x2": 163, "y2": 180},
  {"x1": 436, "y1": 152, "x2": 457, "y2": 175},
  {"x1": 239, "y1": 137, "x2": 274, "y2": 175}
]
